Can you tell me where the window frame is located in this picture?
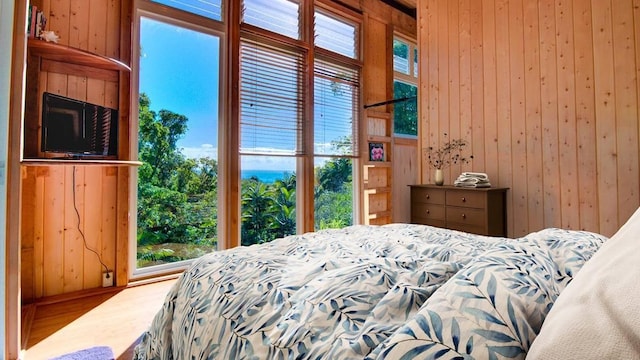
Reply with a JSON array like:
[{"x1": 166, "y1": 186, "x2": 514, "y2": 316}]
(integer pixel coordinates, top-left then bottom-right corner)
[
  {"x1": 129, "y1": 0, "x2": 227, "y2": 279},
  {"x1": 238, "y1": 0, "x2": 362, "y2": 237},
  {"x1": 129, "y1": 0, "x2": 363, "y2": 279},
  {"x1": 392, "y1": 33, "x2": 418, "y2": 138}
]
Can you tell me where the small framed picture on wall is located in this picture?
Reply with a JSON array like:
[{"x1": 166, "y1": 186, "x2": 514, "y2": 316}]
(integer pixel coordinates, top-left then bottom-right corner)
[{"x1": 369, "y1": 142, "x2": 384, "y2": 162}]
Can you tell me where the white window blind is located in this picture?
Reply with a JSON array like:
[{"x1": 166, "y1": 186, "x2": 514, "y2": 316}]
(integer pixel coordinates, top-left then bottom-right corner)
[
  {"x1": 150, "y1": 0, "x2": 222, "y2": 21},
  {"x1": 314, "y1": 11, "x2": 356, "y2": 59},
  {"x1": 314, "y1": 58, "x2": 359, "y2": 156},
  {"x1": 242, "y1": 0, "x2": 300, "y2": 39},
  {"x1": 240, "y1": 38, "x2": 306, "y2": 155}
]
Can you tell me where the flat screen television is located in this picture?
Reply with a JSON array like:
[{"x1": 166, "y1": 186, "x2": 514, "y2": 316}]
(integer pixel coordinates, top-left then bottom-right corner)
[{"x1": 41, "y1": 92, "x2": 118, "y2": 158}]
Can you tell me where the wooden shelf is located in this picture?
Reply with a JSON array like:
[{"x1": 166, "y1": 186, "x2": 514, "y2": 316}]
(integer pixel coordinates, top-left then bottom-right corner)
[
  {"x1": 364, "y1": 161, "x2": 392, "y2": 167},
  {"x1": 367, "y1": 135, "x2": 392, "y2": 142},
  {"x1": 27, "y1": 39, "x2": 131, "y2": 72},
  {"x1": 21, "y1": 158, "x2": 142, "y2": 167}
]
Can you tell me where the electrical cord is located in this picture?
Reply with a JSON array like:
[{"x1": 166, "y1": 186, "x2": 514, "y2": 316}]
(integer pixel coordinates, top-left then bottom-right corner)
[{"x1": 72, "y1": 166, "x2": 110, "y2": 277}]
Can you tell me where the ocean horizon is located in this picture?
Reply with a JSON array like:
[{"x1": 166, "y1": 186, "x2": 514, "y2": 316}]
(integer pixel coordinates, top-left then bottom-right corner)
[{"x1": 241, "y1": 169, "x2": 294, "y2": 183}]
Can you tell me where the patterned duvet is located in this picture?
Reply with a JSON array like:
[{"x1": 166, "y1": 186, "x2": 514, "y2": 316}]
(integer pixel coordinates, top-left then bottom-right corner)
[{"x1": 133, "y1": 224, "x2": 606, "y2": 359}]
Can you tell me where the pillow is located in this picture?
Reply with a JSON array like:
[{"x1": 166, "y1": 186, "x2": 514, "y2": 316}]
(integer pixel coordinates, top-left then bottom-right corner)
[{"x1": 527, "y1": 207, "x2": 640, "y2": 359}]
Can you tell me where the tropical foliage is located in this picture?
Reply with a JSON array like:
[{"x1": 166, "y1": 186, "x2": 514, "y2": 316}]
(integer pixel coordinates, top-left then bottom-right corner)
[{"x1": 137, "y1": 94, "x2": 353, "y2": 266}]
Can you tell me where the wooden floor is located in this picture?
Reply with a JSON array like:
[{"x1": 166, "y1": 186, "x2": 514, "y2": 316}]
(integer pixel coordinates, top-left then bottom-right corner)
[{"x1": 21, "y1": 279, "x2": 177, "y2": 360}]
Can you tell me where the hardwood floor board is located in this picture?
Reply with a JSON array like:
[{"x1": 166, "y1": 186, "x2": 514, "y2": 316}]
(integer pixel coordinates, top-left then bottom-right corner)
[{"x1": 22, "y1": 279, "x2": 176, "y2": 360}]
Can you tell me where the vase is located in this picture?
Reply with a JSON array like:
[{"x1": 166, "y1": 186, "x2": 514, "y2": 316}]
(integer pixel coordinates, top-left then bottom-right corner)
[{"x1": 434, "y1": 169, "x2": 444, "y2": 186}]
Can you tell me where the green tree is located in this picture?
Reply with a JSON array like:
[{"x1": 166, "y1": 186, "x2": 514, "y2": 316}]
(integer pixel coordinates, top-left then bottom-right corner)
[
  {"x1": 137, "y1": 94, "x2": 218, "y2": 266},
  {"x1": 392, "y1": 40, "x2": 418, "y2": 136},
  {"x1": 393, "y1": 81, "x2": 417, "y2": 136},
  {"x1": 241, "y1": 180, "x2": 275, "y2": 246}
]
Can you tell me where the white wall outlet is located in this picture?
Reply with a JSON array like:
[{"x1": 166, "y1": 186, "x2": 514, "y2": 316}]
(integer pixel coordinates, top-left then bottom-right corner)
[{"x1": 102, "y1": 271, "x2": 114, "y2": 287}]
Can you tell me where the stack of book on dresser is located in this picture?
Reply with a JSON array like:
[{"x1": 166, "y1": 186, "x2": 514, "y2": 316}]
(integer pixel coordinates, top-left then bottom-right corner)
[{"x1": 454, "y1": 172, "x2": 491, "y2": 188}]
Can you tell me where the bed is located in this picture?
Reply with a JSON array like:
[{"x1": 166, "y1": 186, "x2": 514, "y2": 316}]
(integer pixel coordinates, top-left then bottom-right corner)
[{"x1": 131, "y1": 218, "x2": 628, "y2": 360}]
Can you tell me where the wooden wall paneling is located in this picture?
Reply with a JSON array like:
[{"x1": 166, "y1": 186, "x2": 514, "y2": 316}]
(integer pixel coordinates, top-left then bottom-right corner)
[
  {"x1": 21, "y1": 168, "x2": 37, "y2": 303},
  {"x1": 437, "y1": 0, "x2": 450, "y2": 182},
  {"x1": 102, "y1": 167, "x2": 118, "y2": 283},
  {"x1": 591, "y1": 0, "x2": 618, "y2": 235},
  {"x1": 33, "y1": 168, "x2": 47, "y2": 299},
  {"x1": 481, "y1": 0, "x2": 499, "y2": 187},
  {"x1": 106, "y1": 0, "x2": 121, "y2": 59},
  {"x1": 495, "y1": 0, "x2": 514, "y2": 235},
  {"x1": 42, "y1": 166, "x2": 65, "y2": 297},
  {"x1": 47, "y1": 0, "x2": 71, "y2": 44},
  {"x1": 416, "y1": 0, "x2": 428, "y2": 182},
  {"x1": 82, "y1": 167, "x2": 104, "y2": 289},
  {"x1": 69, "y1": 0, "x2": 90, "y2": 49},
  {"x1": 555, "y1": 0, "x2": 580, "y2": 230},
  {"x1": 572, "y1": 0, "x2": 598, "y2": 231},
  {"x1": 20, "y1": 0, "x2": 128, "y2": 300},
  {"x1": 391, "y1": 139, "x2": 417, "y2": 223},
  {"x1": 538, "y1": 0, "x2": 561, "y2": 229},
  {"x1": 359, "y1": 0, "x2": 416, "y2": 36},
  {"x1": 367, "y1": 167, "x2": 390, "y2": 188},
  {"x1": 117, "y1": 0, "x2": 133, "y2": 286},
  {"x1": 63, "y1": 166, "x2": 84, "y2": 293},
  {"x1": 612, "y1": 0, "x2": 640, "y2": 225},
  {"x1": 425, "y1": 0, "x2": 439, "y2": 182},
  {"x1": 635, "y1": 0, "x2": 640, "y2": 215},
  {"x1": 418, "y1": 0, "x2": 640, "y2": 237},
  {"x1": 469, "y1": 0, "x2": 485, "y2": 174},
  {"x1": 508, "y1": 0, "x2": 527, "y2": 235},
  {"x1": 458, "y1": 0, "x2": 472, "y2": 175},
  {"x1": 523, "y1": 0, "x2": 544, "y2": 231},
  {"x1": 363, "y1": 16, "x2": 388, "y2": 107},
  {"x1": 447, "y1": 0, "x2": 461, "y2": 183}
]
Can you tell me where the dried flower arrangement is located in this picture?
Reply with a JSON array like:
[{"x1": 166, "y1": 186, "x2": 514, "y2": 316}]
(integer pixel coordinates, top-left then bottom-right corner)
[{"x1": 426, "y1": 134, "x2": 473, "y2": 170}]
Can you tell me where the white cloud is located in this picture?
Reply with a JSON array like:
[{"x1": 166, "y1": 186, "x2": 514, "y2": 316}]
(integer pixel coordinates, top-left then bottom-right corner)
[{"x1": 180, "y1": 144, "x2": 217, "y2": 160}]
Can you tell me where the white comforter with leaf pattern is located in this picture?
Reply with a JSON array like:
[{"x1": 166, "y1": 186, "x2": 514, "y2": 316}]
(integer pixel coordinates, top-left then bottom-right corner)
[{"x1": 133, "y1": 224, "x2": 606, "y2": 359}]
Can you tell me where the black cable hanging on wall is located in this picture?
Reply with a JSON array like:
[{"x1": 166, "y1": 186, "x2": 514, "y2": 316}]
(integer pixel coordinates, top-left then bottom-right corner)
[
  {"x1": 72, "y1": 166, "x2": 110, "y2": 275},
  {"x1": 363, "y1": 95, "x2": 417, "y2": 109}
]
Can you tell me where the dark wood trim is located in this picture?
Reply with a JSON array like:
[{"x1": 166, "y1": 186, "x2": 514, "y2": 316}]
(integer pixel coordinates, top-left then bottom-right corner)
[{"x1": 378, "y1": 0, "x2": 416, "y2": 18}]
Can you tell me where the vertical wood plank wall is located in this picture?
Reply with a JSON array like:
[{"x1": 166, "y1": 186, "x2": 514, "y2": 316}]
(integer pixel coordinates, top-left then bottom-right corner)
[
  {"x1": 417, "y1": 0, "x2": 640, "y2": 237},
  {"x1": 21, "y1": 0, "x2": 124, "y2": 302}
]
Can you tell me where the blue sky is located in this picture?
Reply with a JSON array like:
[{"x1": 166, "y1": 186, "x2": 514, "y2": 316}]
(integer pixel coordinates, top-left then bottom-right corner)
[{"x1": 140, "y1": 17, "x2": 221, "y2": 161}]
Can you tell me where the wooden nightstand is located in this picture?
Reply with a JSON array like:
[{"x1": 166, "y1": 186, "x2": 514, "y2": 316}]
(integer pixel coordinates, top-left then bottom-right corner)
[{"x1": 409, "y1": 185, "x2": 509, "y2": 237}]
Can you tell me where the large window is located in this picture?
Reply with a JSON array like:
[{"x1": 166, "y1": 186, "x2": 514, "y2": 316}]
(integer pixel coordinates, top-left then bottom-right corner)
[
  {"x1": 393, "y1": 36, "x2": 418, "y2": 136},
  {"x1": 133, "y1": 6, "x2": 222, "y2": 273},
  {"x1": 132, "y1": 0, "x2": 361, "y2": 272},
  {"x1": 239, "y1": 2, "x2": 361, "y2": 244},
  {"x1": 239, "y1": 38, "x2": 305, "y2": 245}
]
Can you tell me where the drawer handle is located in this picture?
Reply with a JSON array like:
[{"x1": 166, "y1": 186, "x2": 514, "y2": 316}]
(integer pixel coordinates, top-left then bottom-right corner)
[
  {"x1": 461, "y1": 213, "x2": 466, "y2": 219},
  {"x1": 426, "y1": 209, "x2": 430, "y2": 214},
  {"x1": 461, "y1": 197, "x2": 466, "y2": 202},
  {"x1": 426, "y1": 194, "x2": 430, "y2": 199}
]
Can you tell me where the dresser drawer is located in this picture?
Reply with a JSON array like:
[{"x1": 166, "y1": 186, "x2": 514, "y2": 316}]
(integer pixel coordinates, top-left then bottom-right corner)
[
  {"x1": 411, "y1": 203, "x2": 445, "y2": 221},
  {"x1": 445, "y1": 206, "x2": 486, "y2": 227},
  {"x1": 445, "y1": 189, "x2": 485, "y2": 209},
  {"x1": 409, "y1": 185, "x2": 508, "y2": 237},
  {"x1": 411, "y1": 187, "x2": 445, "y2": 204}
]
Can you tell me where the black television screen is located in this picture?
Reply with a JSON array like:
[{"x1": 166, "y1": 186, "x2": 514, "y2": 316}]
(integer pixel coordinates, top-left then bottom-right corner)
[{"x1": 41, "y1": 92, "x2": 118, "y2": 157}]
